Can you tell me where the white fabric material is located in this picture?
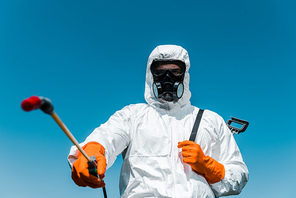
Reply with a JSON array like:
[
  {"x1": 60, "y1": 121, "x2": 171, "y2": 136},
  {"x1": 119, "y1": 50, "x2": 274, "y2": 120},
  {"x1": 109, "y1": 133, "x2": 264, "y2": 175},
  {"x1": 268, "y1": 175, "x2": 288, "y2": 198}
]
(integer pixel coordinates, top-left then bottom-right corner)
[{"x1": 68, "y1": 45, "x2": 248, "y2": 197}]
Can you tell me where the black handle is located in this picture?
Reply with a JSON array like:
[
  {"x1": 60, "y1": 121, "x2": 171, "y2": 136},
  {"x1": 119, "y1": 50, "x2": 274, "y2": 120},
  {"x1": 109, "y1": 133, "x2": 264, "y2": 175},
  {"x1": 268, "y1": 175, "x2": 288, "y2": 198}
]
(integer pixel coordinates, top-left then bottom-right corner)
[
  {"x1": 88, "y1": 156, "x2": 107, "y2": 198},
  {"x1": 88, "y1": 156, "x2": 98, "y2": 177},
  {"x1": 226, "y1": 117, "x2": 249, "y2": 134}
]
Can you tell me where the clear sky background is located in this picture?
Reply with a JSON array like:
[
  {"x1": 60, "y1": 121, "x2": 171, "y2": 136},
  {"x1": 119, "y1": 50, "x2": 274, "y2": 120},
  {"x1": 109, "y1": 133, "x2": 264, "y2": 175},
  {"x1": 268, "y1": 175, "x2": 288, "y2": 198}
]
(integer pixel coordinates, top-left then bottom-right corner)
[{"x1": 1, "y1": 0, "x2": 295, "y2": 197}]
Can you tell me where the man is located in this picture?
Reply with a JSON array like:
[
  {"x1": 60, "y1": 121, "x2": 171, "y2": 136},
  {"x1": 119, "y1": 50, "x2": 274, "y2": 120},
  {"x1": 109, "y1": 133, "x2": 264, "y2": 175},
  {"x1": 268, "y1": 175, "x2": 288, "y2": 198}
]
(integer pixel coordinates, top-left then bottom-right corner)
[{"x1": 68, "y1": 45, "x2": 249, "y2": 197}]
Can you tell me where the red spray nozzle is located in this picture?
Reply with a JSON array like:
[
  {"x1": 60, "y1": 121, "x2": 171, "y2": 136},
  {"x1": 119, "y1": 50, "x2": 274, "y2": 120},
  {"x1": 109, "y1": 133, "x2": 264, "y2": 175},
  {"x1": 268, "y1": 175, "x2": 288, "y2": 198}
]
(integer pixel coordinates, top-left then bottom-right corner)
[
  {"x1": 21, "y1": 96, "x2": 54, "y2": 115},
  {"x1": 21, "y1": 96, "x2": 42, "y2": 112}
]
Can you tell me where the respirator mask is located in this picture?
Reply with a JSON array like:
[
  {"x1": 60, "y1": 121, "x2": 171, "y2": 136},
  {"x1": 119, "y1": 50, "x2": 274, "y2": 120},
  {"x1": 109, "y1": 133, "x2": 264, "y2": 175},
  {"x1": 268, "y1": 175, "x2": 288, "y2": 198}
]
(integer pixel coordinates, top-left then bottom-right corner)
[{"x1": 150, "y1": 60, "x2": 186, "y2": 102}]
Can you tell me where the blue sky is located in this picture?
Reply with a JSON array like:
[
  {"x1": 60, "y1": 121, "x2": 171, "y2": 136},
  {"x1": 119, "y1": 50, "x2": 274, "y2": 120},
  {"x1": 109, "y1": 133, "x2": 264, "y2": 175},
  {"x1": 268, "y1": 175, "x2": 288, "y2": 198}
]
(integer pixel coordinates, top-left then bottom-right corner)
[{"x1": 1, "y1": 0, "x2": 295, "y2": 197}]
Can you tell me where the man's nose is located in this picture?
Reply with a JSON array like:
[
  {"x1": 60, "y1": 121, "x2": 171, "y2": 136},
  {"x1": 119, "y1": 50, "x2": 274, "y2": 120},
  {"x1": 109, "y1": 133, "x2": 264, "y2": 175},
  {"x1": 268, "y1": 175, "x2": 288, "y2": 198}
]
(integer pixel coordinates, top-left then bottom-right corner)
[{"x1": 162, "y1": 72, "x2": 174, "y2": 83}]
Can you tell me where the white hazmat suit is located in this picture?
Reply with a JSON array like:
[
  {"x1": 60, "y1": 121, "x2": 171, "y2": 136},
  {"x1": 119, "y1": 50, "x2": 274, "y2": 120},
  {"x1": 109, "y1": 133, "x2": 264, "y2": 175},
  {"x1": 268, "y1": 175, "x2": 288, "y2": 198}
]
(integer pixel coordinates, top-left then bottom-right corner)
[{"x1": 68, "y1": 45, "x2": 249, "y2": 197}]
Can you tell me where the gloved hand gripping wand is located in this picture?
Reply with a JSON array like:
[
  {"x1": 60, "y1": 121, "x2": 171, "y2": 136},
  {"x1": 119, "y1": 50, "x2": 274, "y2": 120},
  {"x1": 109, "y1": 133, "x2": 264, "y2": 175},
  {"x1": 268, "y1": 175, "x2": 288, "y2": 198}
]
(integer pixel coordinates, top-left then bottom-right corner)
[{"x1": 21, "y1": 96, "x2": 107, "y2": 198}]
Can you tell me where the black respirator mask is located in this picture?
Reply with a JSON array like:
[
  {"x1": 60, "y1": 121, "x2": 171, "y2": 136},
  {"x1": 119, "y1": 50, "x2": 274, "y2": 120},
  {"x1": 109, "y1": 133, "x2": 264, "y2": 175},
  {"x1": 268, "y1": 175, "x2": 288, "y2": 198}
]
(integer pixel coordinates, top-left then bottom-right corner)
[{"x1": 150, "y1": 60, "x2": 186, "y2": 102}]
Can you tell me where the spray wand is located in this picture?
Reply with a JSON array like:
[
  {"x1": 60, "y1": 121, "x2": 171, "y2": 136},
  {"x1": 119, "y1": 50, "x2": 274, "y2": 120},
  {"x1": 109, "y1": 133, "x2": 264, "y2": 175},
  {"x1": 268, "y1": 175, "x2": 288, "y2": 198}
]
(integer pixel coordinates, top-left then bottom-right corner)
[{"x1": 21, "y1": 96, "x2": 107, "y2": 198}]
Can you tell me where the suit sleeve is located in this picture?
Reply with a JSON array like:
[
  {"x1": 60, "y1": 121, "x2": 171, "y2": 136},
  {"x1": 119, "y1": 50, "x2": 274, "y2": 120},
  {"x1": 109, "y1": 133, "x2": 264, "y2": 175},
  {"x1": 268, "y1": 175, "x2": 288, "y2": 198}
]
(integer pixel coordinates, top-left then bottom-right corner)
[
  {"x1": 67, "y1": 105, "x2": 132, "y2": 169},
  {"x1": 210, "y1": 116, "x2": 249, "y2": 197}
]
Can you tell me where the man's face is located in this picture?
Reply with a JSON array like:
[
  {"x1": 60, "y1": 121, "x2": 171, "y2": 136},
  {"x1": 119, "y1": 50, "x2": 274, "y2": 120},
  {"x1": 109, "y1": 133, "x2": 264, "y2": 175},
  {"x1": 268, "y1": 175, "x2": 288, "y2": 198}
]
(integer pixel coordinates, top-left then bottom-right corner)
[{"x1": 150, "y1": 62, "x2": 186, "y2": 102}]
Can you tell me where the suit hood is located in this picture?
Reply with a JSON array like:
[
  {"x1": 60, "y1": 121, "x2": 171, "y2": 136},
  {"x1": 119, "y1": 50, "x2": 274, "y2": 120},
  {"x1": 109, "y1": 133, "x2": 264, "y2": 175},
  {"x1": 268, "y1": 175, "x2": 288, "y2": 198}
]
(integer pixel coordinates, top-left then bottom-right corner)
[{"x1": 144, "y1": 45, "x2": 191, "y2": 111}]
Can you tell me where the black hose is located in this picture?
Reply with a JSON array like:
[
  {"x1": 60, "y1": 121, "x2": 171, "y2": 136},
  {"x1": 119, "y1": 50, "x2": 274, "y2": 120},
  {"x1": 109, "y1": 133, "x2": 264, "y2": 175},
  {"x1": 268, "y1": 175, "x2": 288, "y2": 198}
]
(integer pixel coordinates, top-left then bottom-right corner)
[{"x1": 102, "y1": 187, "x2": 107, "y2": 198}]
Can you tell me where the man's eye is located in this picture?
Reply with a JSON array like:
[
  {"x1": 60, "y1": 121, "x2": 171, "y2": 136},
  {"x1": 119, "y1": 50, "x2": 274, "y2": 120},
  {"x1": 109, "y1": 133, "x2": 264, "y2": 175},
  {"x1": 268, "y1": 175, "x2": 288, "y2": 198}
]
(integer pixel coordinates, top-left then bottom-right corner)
[
  {"x1": 171, "y1": 69, "x2": 181, "y2": 75},
  {"x1": 154, "y1": 69, "x2": 166, "y2": 75}
]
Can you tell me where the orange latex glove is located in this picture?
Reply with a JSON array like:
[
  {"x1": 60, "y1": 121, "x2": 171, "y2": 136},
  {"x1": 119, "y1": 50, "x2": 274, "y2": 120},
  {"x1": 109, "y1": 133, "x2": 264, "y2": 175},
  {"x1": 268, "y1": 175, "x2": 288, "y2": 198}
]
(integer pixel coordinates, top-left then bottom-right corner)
[
  {"x1": 178, "y1": 140, "x2": 225, "y2": 184},
  {"x1": 71, "y1": 142, "x2": 106, "y2": 188}
]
